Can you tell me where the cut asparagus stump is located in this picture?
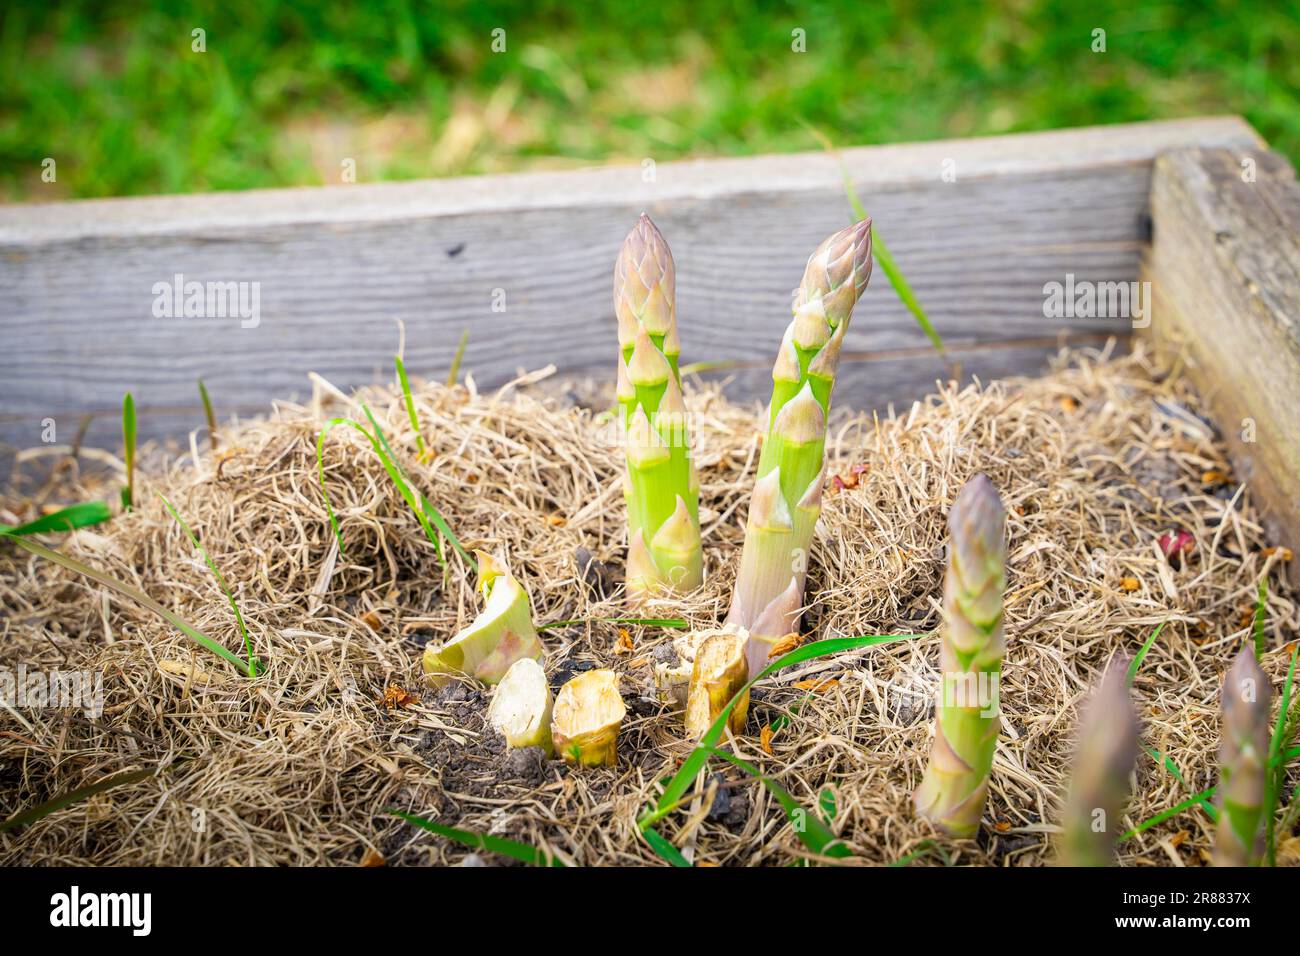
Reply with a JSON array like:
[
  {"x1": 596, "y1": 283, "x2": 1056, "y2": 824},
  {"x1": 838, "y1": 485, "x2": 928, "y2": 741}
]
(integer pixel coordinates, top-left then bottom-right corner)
[
  {"x1": 1059, "y1": 657, "x2": 1139, "y2": 866},
  {"x1": 1214, "y1": 646, "x2": 1271, "y2": 866},
  {"x1": 615, "y1": 214, "x2": 702, "y2": 598},
  {"x1": 551, "y1": 669, "x2": 626, "y2": 766},
  {"x1": 653, "y1": 630, "x2": 708, "y2": 709},
  {"x1": 684, "y1": 629, "x2": 750, "y2": 739},
  {"x1": 727, "y1": 219, "x2": 873, "y2": 674},
  {"x1": 487, "y1": 658, "x2": 554, "y2": 756},
  {"x1": 913, "y1": 474, "x2": 1007, "y2": 838},
  {"x1": 422, "y1": 551, "x2": 544, "y2": 686}
]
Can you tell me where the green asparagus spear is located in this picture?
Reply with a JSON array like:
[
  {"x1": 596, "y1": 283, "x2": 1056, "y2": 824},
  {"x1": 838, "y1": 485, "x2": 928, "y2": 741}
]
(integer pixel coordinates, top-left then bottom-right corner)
[
  {"x1": 615, "y1": 214, "x2": 702, "y2": 598},
  {"x1": 727, "y1": 219, "x2": 872, "y2": 673},
  {"x1": 1060, "y1": 657, "x2": 1139, "y2": 866},
  {"x1": 1215, "y1": 646, "x2": 1271, "y2": 866},
  {"x1": 913, "y1": 473, "x2": 1007, "y2": 837}
]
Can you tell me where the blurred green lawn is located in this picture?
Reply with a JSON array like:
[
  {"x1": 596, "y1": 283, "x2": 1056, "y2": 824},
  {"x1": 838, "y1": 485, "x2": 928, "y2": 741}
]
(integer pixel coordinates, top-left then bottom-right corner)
[{"x1": 3, "y1": 0, "x2": 1297, "y2": 200}]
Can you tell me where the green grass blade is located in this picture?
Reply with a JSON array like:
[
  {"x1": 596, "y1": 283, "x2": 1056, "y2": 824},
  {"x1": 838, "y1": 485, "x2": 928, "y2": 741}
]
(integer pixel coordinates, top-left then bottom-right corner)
[
  {"x1": 316, "y1": 416, "x2": 447, "y2": 572},
  {"x1": 639, "y1": 633, "x2": 918, "y2": 830},
  {"x1": 1144, "y1": 742, "x2": 1219, "y2": 823},
  {"x1": 1127, "y1": 619, "x2": 1167, "y2": 686},
  {"x1": 446, "y1": 328, "x2": 469, "y2": 387},
  {"x1": 387, "y1": 809, "x2": 564, "y2": 867},
  {"x1": 818, "y1": 787, "x2": 837, "y2": 823},
  {"x1": 706, "y1": 746, "x2": 851, "y2": 860},
  {"x1": 890, "y1": 839, "x2": 951, "y2": 867},
  {"x1": 0, "y1": 766, "x2": 157, "y2": 833},
  {"x1": 641, "y1": 825, "x2": 692, "y2": 867},
  {"x1": 799, "y1": 119, "x2": 944, "y2": 356},
  {"x1": 4, "y1": 535, "x2": 254, "y2": 674},
  {"x1": 394, "y1": 356, "x2": 427, "y2": 458},
  {"x1": 157, "y1": 492, "x2": 258, "y2": 677},
  {"x1": 360, "y1": 402, "x2": 475, "y2": 571},
  {"x1": 1264, "y1": 644, "x2": 1298, "y2": 866},
  {"x1": 870, "y1": 228, "x2": 945, "y2": 355},
  {"x1": 198, "y1": 378, "x2": 218, "y2": 450},
  {"x1": 678, "y1": 359, "x2": 746, "y2": 377},
  {"x1": 1253, "y1": 577, "x2": 1268, "y2": 659},
  {"x1": 1120, "y1": 785, "x2": 1218, "y2": 842},
  {"x1": 121, "y1": 392, "x2": 136, "y2": 510},
  {"x1": 0, "y1": 501, "x2": 112, "y2": 535},
  {"x1": 537, "y1": 616, "x2": 687, "y2": 632}
]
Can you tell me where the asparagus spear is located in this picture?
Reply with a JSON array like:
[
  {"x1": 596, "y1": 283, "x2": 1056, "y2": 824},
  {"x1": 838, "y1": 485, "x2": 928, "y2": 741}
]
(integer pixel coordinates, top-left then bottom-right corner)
[
  {"x1": 913, "y1": 473, "x2": 1007, "y2": 837},
  {"x1": 615, "y1": 214, "x2": 702, "y2": 597},
  {"x1": 422, "y1": 551, "x2": 544, "y2": 686},
  {"x1": 727, "y1": 219, "x2": 873, "y2": 673},
  {"x1": 1215, "y1": 646, "x2": 1271, "y2": 866},
  {"x1": 1059, "y1": 657, "x2": 1139, "y2": 866},
  {"x1": 488, "y1": 657, "x2": 554, "y2": 756},
  {"x1": 552, "y1": 669, "x2": 626, "y2": 766}
]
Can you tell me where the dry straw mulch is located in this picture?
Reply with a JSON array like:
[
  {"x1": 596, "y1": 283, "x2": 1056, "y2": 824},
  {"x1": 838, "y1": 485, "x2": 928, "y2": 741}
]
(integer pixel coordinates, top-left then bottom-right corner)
[{"x1": 1, "y1": 342, "x2": 1297, "y2": 866}]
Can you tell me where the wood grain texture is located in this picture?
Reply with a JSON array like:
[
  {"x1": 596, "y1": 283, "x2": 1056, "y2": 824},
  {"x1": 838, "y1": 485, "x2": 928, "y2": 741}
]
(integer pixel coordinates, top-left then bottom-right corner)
[
  {"x1": 1143, "y1": 145, "x2": 1300, "y2": 584},
  {"x1": 0, "y1": 117, "x2": 1261, "y2": 447}
]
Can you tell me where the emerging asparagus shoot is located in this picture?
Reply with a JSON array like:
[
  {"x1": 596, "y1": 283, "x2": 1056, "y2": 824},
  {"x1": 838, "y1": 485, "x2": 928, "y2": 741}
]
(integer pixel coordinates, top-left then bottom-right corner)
[
  {"x1": 1059, "y1": 657, "x2": 1138, "y2": 866},
  {"x1": 684, "y1": 629, "x2": 750, "y2": 739},
  {"x1": 615, "y1": 214, "x2": 702, "y2": 598},
  {"x1": 727, "y1": 219, "x2": 872, "y2": 673},
  {"x1": 1215, "y1": 646, "x2": 1271, "y2": 866},
  {"x1": 913, "y1": 473, "x2": 1007, "y2": 838},
  {"x1": 551, "y1": 669, "x2": 626, "y2": 766},
  {"x1": 488, "y1": 657, "x2": 554, "y2": 756},
  {"x1": 422, "y1": 551, "x2": 544, "y2": 686}
]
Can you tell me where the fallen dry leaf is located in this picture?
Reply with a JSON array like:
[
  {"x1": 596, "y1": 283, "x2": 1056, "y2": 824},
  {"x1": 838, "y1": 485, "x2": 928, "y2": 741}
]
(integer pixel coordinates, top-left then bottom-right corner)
[
  {"x1": 158, "y1": 660, "x2": 229, "y2": 687},
  {"x1": 380, "y1": 684, "x2": 419, "y2": 710},
  {"x1": 792, "y1": 678, "x2": 839, "y2": 693},
  {"x1": 768, "y1": 632, "x2": 804, "y2": 658}
]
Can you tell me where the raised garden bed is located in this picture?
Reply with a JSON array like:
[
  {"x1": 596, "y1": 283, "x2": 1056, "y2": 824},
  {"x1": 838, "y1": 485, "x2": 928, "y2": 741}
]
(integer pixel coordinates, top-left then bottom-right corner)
[{"x1": 1, "y1": 118, "x2": 1298, "y2": 866}]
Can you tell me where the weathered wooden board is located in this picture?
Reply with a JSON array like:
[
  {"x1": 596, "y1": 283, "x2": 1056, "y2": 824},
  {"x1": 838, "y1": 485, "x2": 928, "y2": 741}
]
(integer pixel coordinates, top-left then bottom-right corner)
[
  {"x1": 1144, "y1": 146, "x2": 1300, "y2": 584},
  {"x1": 0, "y1": 116, "x2": 1261, "y2": 448}
]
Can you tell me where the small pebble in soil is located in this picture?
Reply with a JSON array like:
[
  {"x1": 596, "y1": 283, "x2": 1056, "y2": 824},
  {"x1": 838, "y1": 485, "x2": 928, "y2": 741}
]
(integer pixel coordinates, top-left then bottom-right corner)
[{"x1": 652, "y1": 642, "x2": 679, "y2": 665}]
